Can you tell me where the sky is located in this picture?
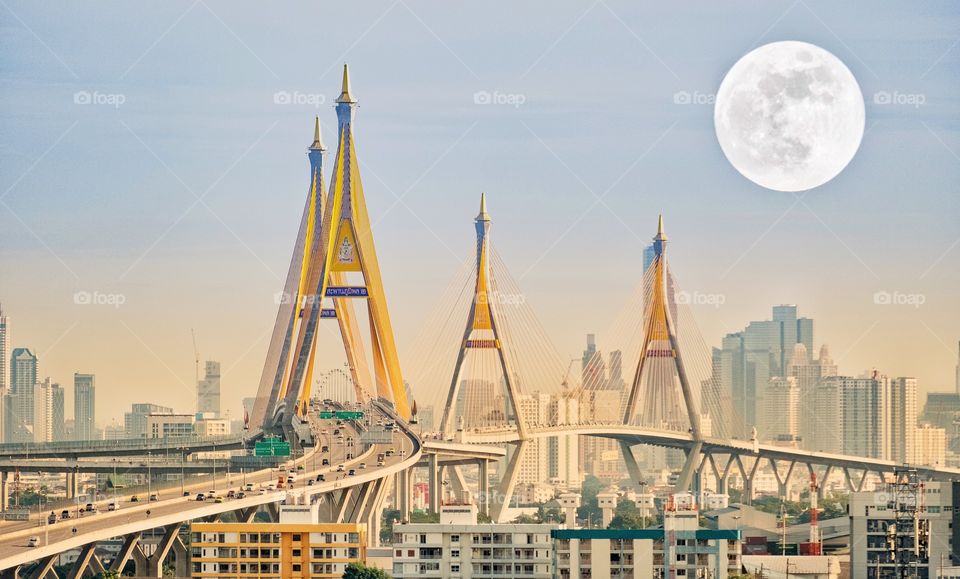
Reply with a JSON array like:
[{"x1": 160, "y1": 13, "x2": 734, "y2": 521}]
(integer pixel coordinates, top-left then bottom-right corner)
[{"x1": 1, "y1": 1, "x2": 958, "y2": 426}]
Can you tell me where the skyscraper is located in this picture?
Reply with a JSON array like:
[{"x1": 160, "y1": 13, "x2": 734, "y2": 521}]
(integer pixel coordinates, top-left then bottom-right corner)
[
  {"x1": 889, "y1": 377, "x2": 918, "y2": 464},
  {"x1": 0, "y1": 305, "x2": 8, "y2": 392},
  {"x1": 197, "y1": 360, "x2": 221, "y2": 416},
  {"x1": 6, "y1": 348, "x2": 38, "y2": 442},
  {"x1": 707, "y1": 305, "x2": 816, "y2": 437},
  {"x1": 32, "y1": 378, "x2": 55, "y2": 443},
  {"x1": 125, "y1": 402, "x2": 173, "y2": 439},
  {"x1": 829, "y1": 371, "x2": 891, "y2": 460},
  {"x1": 74, "y1": 373, "x2": 96, "y2": 441},
  {"x1": 51, "y1": 382, "x2": 65, "y2": 441}
]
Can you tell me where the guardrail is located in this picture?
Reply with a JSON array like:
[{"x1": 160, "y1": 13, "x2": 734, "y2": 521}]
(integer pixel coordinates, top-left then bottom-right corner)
[{"x1": 0, "y1": 432, "x2": 257, "y2": 458}]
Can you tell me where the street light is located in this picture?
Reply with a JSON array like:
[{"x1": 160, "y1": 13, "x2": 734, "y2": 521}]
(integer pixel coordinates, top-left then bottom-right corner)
[{"x1": 112, "y1": 459, "x2": 118, "y2": 510}]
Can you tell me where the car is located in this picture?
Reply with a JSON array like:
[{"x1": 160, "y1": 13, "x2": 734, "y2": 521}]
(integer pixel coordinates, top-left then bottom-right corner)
[
  {"x1": 333, "y1": 429, "x2": 341, "y2": 436},
  {"x1": 377, "y1": 460, "x2": 385, "y2": 467},
  {"x1": 321, "y1": 458, "x2": 330, "y2": 466},
  {"x1": 108, "y1": 503, "x2": 117, "y2": 512},
  {"x1": 321, "y1": 445, "x2": 329, "y2": 453},
  {"x1": 258, "y1": 488, "x2": 266, "y2": 495},
  {"x1": 245, "y1": 483, "x2": 254, "y2": 491},
  {"x1": 385, "y1": 449, "x2": 395, "y2": 457},
  {"x1": 297, "y1": 464, "x2": 304, "y2": 470},
  {"x1": 358, "y1": 463, "x2": 366, "y2": 469},
  {"x1": 236, "y1": 492, "x2": 246, "y2": 499},
  {"x1": 345, "y1": 453, "x2": 354, "y2": 460},
  {"x1": 149, "y1": 494, "x2": 158, "y2": 502},
  {"x1": 214, "y1": 497, "x2": 224, "y2": 503},
  {"x1": 307, "y1": 479, "x2": 315, "y2": 486},
  {"x1": 85, "y1": 503, "x2": 96, "y2": 512},
  {"x1": 207, "y1": 490, "x2": 217, "y2": 497},
  {"x1": 226, "y1": 490, "x2": 236, "y2": 498},
  {"x1": 47, "y1": 512, "x2": 57, "y2": 525},
  {"x1": 348, "y1": 469, "x2": 356, "y2": 476},
  {"x1": 317, "y1": 474, "x2": 325, "y2": 482},
  {"x1": 60, "y1": 510, "x2": 70, "y2": 519},
  {"x1": 183, "y1": 491, "x2": 191, "y2": 497},
  {"x1": 288, "y1": 470, "x2": 296, "y2": 476},
  {"x1": 267, "y1": 484, "x2": 275, "y2": 491},
  {"x1": 336, "y1": 465, "x2": 345, "y2": 472},
  {"x1": 28, "y1": 536, "x2": 40, "y2": 548},
  {"x1": 130, "y1": 495, "x2": 140, "y2": 502},
  {"x1": 196, "y1": 494, "x2": 206, "y2": 501}
]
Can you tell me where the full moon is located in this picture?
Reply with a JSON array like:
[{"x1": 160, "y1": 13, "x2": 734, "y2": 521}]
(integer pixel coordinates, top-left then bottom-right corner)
[{"x1": 714, "y1": 41, "x2": 865, "y2": 192}]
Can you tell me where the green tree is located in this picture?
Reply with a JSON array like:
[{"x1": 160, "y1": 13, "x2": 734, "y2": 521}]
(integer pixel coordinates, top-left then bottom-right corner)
[
  {"x1": 576, "y1": 475, "x2": 604, "y2": 525},
  {"x1": 343, "y1": 562, "x2": 391, "y2": 579}
]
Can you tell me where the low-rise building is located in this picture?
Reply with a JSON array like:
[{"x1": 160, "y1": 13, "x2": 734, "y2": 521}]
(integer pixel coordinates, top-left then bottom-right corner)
[
  {"x1": 392, "y1": 502, "x2": 555, "y2": 578},
  {"x1": 190, "y1": 503, "x2": 366, "y2": 578},
  {"x1": 849, "y1": 478, "x2": 959, "y2": 578}
]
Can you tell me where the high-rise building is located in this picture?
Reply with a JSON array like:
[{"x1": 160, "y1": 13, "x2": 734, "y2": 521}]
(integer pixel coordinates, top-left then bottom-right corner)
[
  {"x1": 808, "y1": 378, "x2": 842, "y2": 453},
  {"x1": 74, "y1": 373, "x2": 96, "y2": 441},
  {"x1": 956, "y1": 341, "x2": 960, "y2": 396},
  {"x1": 6, "y1": 348, "x2": 38, "y2": 442},
  {"x1": 32, "y1": 378, "x2": 55, "y2": 443},
  {"x1": 516, "y1": 392, "x2": 550, "y2": 485},
  {"x1": 791, "y1": 344, "x2": 837, "y2": 449},
  {"x1": 124, "y1": 402, "x2": 173, "y2": 439},
  {"x1": 548, "y1": 393, "x2": 580, "y2": 488},
  {"x1": 915, "y1": 423, "x2": 946, "y2": 466},
  {"x1": 0, "y1": 305, "x2": 8, "y2": 392},
  {"x1": 889, "y1": 377, "x2": 918, "y2": 464},
  {"x1": 758, "y1": 376, "x2": 799, "y2": 442},
  {"x1": 581, "y1": 334, "x2": 606, "y2": 389},
  {"x1": 709, "y1": 306, "x2": 816, "y2": 438},
  {"x1": 51, "y1": 382, "x2": 65, "y2": 441},
  {"x1": 826, "y1": 372, "x2": 890, "y2": 460},
  {"x1": 197, "y1": 360, "x2": 221, "y2": 416}
]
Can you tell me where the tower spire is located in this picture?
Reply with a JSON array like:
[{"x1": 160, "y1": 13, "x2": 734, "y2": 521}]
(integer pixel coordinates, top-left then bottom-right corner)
[
  {"x1": 310, "y1": 116, "x2": 325, "y2": 150},
  {"x1": 655, "y1": 213, "x2": 667, "y2": 241},
  {"x1": 477, "y1": 192, "x2": 490, "y2": 222},
  {"x1": 336, "y1": 63, "x2": 356, "y2": 104}
]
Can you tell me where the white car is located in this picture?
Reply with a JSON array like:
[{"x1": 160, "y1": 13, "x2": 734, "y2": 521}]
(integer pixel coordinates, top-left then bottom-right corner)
[{"x1": 28, "y1": 536, "x2": 40, "y2": 548}]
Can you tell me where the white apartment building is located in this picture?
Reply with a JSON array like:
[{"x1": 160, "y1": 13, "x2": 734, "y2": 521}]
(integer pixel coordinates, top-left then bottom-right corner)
[{"x1": 392, "y1": 503, "x2": 555, "y2": 578}]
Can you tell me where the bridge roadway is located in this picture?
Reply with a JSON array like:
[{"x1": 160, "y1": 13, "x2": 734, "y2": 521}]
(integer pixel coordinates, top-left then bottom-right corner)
[
  {"x1": 0, "y1": 459, "x2": 228, "y2": 475},
  {"x1": 0, "y1": 405, "x2": 421, "y2": 572},
  {"x1": 462, "y1": 424, "x2": 960, "y2": 481},
  {"x1": 0, "y1": 435, "x2": 248, "y2": 460}
]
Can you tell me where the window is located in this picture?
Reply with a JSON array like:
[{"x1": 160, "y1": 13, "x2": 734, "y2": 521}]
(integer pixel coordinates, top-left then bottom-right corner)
[
  {"x1": 292, "y1": 564, "x2": 301, "y2": 572},
  {"x1": 451, "y1": 549, "x2": 460, "y2": 558},
  {"x1": 292, "y1": 533, "x2": 302, "y2": 541},
  {"x1": 292, "y1": 549, "x2": 301, "y2": 557},
  {"x1": 451, "y1": 534, "x2": 460, "y2": 543},
  {"x1": 452, "y1": 564, "x2": 460, "y2": 572}
]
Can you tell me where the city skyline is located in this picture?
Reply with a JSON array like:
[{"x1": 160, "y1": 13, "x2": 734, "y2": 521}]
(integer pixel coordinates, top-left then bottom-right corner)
[{"x1": 1, "y1": 1, "x2": 958, "y2": 422}]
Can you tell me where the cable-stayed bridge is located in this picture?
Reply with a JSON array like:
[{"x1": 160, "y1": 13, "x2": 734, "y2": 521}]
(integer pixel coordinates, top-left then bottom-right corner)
[{"x1": 3, "y1": 65, "x2": 958, "y2": 577}]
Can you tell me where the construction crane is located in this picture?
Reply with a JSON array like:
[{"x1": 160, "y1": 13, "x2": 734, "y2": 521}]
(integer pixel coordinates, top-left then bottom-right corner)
[{"x1": 560, "y1": 357, "x2": 579, "y2": 389}]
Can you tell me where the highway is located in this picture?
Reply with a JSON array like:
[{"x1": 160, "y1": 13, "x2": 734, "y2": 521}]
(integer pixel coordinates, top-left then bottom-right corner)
[{"x1": 0, "y1": 402, "x2": 420, "y2": 571}]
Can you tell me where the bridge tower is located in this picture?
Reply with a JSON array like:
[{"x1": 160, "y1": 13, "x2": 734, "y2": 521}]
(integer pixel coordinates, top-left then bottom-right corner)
[
  {"x1": 620, "y1": 216, "x2": 704, "y2": 491},
  {"x1": 438, "y1": 193, "x2": 527, "y2": 440},
  {"x1": 251, "y1": 65, "x2": 411, "y2": 436}
]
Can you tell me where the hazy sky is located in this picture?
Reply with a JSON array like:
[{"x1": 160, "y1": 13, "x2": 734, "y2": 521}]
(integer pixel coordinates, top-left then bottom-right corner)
[{"x1": 1, "y1": 1, "x2": 958, "y2": 425}]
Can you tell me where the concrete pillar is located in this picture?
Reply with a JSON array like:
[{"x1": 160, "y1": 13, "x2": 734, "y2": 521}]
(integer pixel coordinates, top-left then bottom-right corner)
[
  {"x1": 597, "y1": 492, "x2": 618, "y2": 528},
  {"x1": 171, "y1": 537, "x2": 189, "y2": 578},
  {"x1": 478, "y1": 460, "x2": 489, "y2": 516},
  {"x1": 398, "y1": 468, "x2": 411, "y2": 520},
  {"x1": 0, "y1": 471, "x2": 9, "y2": 511},
  {"x1": 65, "y1": 472, "x2": 78, "y2": 500},
  {"x1": 427, "y1": 453, "x2": 440, "y2": 513}
]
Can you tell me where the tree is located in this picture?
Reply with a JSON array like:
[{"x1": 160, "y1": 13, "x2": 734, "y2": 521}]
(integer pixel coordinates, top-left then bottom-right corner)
[{"x1": 343, "y1": 562, "x2": 391, "y2": 579}]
